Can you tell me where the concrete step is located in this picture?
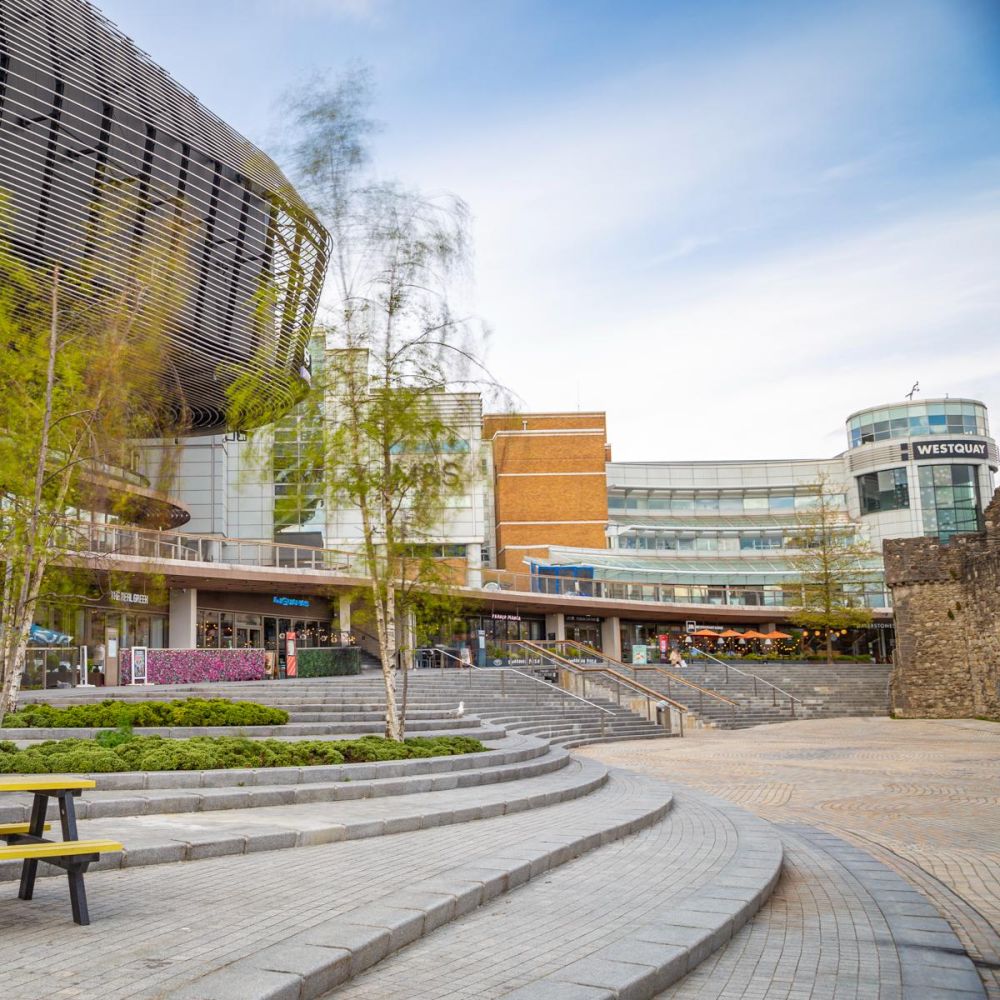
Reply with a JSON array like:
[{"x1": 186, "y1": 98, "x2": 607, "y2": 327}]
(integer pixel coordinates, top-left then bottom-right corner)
[
  {"x1": 0, "y1": 756, "x2": 613, "y2": 881},
  {"x1": 326, "y1": 787, "x2": 784, "y2": 1000},
  {"x1": 0, "y1": 737, "x2": 568, "y2": 822}
]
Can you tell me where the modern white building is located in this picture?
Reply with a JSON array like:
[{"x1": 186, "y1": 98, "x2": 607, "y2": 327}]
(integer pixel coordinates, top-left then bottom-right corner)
[{"x1": 528, "y1": 398, "x2": 997, "y2": 614}]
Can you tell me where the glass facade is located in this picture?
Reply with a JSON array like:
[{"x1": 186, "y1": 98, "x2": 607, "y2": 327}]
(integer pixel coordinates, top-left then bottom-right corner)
[
  {"x1": 857, "y1": 468, "x2": 910, "y2": 514},
  {"x1": 848, "y1": 401, "x2": 988, "y2": 448},
  {"x1": 608, "y1": 490, "x2": 845, "y2": 514},
  {"x1": 616, "y1": 529, "x2": 847, "y2": 552},
  {"x1": 918, "y1": 465, "x2": 983, "y2": 540}
]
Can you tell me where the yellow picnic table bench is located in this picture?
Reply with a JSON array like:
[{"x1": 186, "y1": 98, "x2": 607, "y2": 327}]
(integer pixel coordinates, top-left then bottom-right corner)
[{"x1": 0, "y1": 776, "x2": 122, "y2": 925}]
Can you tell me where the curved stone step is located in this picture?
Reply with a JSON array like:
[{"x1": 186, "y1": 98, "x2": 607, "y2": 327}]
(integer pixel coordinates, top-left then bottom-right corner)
[
  {"x1": 0, "y1": 757, "x2": 611, "y2": 881},
  {"x1": 657, "y1": 823, "x2": 986, "y2": 1000},
  {"x1": 4, "y1": 745, "x2": 572, "y2": 821},
  {"x1": 329, "y1": 786, "x2": 782, "y2": 1000}
]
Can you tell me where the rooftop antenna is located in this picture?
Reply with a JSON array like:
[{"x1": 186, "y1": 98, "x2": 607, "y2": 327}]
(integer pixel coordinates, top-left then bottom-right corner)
[{"x1": 905, "y1": 380, "x2": 920, "y2": 401}]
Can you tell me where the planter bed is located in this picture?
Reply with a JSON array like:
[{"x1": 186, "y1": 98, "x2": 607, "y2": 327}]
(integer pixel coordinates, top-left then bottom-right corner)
[{"x1": 0, "y1": 733, "x2": 486, "y2": 774}]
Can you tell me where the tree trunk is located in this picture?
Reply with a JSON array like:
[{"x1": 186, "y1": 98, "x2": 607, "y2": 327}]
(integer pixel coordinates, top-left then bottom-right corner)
[
  {"x1": 373, "y1": 580, "x2": 402, "y2": 740},
  {"x1": 825, "y1": 632, "x2": 834, "y2": 664}
]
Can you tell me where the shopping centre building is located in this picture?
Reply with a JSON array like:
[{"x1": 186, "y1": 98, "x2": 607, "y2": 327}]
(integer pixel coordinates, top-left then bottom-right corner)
[{"x1": 4, "y1": 1, "x2": 997, "y2": 683}]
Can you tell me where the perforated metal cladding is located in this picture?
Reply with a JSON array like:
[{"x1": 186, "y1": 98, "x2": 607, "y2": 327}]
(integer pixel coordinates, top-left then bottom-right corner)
[{"x1": 0, "y1": 0, "x2": 329, "y2": 431}]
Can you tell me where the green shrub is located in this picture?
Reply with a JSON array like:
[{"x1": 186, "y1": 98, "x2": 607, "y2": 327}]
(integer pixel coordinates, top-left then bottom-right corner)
[
  {"x1": 296, "y1": 647, "x2": 362, "y2": 677},
  {"x1": 3, "y1": 698, "x2": 288, "y2": 729},
  {"x1": 0, "y1": 732, "x2": 484, "y2": 773}
]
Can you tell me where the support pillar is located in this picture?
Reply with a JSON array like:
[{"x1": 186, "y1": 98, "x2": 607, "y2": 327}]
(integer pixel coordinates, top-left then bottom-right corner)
[
  {"x1": 465, "y1": 543, "x2": 483, "y2": 589},
  {"x1": 544, "y1": 612, "x2": 565, "y2": 642},
  {"x1": 600, "y1": 615, "x2": 622, "y2": 661},
  {"x1": 338, "y1": 593, "x2": 352, "y2": 644},
  {"x1": 168, "y1": 588, "x2": 197, "y2": 648}
]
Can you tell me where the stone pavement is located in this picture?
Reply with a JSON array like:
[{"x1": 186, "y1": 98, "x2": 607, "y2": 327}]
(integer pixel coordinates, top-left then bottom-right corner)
[
  {"x1": 334, "y1": 790, "x2": 779, "y2": 1000},
  {"x1": 580, "y1": 717, "x2": 1000, "y2": 998},
  {"x1": 0, "y1": 768, "x2": 667, "y2": 1000}
]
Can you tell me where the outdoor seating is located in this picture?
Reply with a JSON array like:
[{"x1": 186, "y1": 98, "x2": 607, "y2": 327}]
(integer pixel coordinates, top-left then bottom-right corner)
[{"x1": 0, "y1": 777, "x2": 122, "y2": 925}]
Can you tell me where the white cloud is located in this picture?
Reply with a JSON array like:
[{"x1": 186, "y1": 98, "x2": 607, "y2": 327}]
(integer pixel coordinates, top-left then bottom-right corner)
[{"x1": 379, "y1": 2, "x2": 998, "y2": 461}]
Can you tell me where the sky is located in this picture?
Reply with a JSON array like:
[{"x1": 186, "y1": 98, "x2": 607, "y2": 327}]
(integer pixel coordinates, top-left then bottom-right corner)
[{"x1": 96, "y1": 0, "x2": 1000, "y2": 461}]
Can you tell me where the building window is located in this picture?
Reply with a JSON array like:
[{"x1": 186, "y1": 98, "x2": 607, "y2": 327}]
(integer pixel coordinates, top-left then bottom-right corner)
[
  {"x1": 857, "y1": 468, "x2": 909, "y2": 514},
  {"x1": 918, "y1": 465, "x2": 983, "y2": 541}
]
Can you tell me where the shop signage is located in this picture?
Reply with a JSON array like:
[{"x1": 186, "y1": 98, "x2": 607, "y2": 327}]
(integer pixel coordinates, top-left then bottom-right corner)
[
  {"x1": 273, "y1": 596, "x2": 310, "y2": 608},
  {"x1": 906, "y1": 440, "x2": 987, "y2": 460},
  {"x1": 491, "y1": 612, "x2": 521, "y2": 621},
  {"x1": 111, "y1": 590, "x2": 149, "y2": 605}
]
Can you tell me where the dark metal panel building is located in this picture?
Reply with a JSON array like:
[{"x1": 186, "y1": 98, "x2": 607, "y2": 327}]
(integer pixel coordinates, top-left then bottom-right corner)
[{"x1": 0, "y1": 0, "x2": 329, "y2": 430}]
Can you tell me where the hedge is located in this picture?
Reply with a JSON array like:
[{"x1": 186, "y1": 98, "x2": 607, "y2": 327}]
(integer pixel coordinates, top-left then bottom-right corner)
[
  {"x1": 296, "y1": 647, "x2": 362, "y2": 677},
  {"x1": 0, "y1": 733, "x2": 486, "y2": 773},
  {"x1": 2, "y1": 698, "x2": 289, "y2": 729}
]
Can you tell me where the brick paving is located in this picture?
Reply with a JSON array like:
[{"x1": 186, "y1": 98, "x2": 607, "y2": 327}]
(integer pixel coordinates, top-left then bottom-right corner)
[
  {"x1": 335, "y1": 793, "x2": 743, "y2": 999},
  {"x1": 580, "y1": 717, "x2": 1000, "y2": 998},
  {"x1": 0, "y1": 768, "x2": 649, "y2": 1000}
]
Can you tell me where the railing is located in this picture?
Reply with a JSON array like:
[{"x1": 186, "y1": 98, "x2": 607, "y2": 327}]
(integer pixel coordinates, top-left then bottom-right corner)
[
  {"x1": 688, "y1": 647, "x2": 801, "y2": 718},
  {"x1": 534, "y1": 639, "x2": 739, "y2": 721},
  {"x1": 509, "y1": 640, "x2": 686, "y2": 735},
  {"x1": 407, "y1": 646, "x2": 616, "y2": 737}
]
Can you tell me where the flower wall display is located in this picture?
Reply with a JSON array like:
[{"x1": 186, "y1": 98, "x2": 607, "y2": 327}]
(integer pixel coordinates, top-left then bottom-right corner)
[{"x1": 119, "y1": 648, "x2": 266, "y2": 685}]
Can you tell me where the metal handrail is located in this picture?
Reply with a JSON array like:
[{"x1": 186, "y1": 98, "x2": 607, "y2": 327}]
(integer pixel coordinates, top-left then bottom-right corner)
[
  {"x1": 501, "y1": 665, "x2": 616, "y2": 717},
  {"x1": 537, "y1": 640, "x2": 738, "y2": 709},
  {"x1": 512, "y1": 640, "x2": 689, "y2": 716},
  {"x1": 688, "y1": 647, "x2": 800, "y2": 716}
]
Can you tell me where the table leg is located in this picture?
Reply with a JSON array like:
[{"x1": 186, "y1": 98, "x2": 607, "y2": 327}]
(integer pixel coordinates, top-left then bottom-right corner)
[
  {"x1": 67, "y1": 866, "x2": 89, "y2": 925},
  {"x1": 18, "y1": 792, "x2": 48, "y2": 901},
  {"x1": 57, "y1": 790, "x2": 80, "y2": 841},
  {"x1": 57, "y1": 791, "x2": 90, "y2": 923}
]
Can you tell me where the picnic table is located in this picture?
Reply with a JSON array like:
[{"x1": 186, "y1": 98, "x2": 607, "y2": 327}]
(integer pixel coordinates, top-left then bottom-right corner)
[{"x1": 0, "y1": 776, "x2": 122, "y2": 924}]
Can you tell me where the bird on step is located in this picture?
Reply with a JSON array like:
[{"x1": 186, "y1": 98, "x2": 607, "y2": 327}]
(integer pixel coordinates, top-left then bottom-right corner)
[{"x1": 456, "y1": 701, "x2": 464, "y2": 718}]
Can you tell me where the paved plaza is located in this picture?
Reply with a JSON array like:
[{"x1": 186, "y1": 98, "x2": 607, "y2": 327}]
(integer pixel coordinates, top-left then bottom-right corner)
[
  {"x1": 0, "y1": 710, "x2": 995, "y2": 999},
  {"x1": 580, "y1": 717, "x2": 1000, "y2": 998}
]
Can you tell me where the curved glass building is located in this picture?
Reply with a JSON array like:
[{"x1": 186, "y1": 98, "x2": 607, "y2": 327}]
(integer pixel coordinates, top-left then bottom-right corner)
[{"x1": 0, "y1": 0, "x2": 329, "y2": 431}]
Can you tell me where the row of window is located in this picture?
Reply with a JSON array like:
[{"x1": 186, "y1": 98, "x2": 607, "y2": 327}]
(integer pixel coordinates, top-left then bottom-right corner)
[
  {"x1": 608, "y1": 492, "x2": 845, "y2": 514},
  {"x1": 615, "y1": 531, "x2": 840, "y2": 553},
  {"x1": 856, "y1": 464, "x2": 983, "y2": 540},
  {"x1": 848, "y1": 402, "x2": 987, "y2": 448},
  {"x1": 529, "y1": 578, "x2": 889, "y2": 609}
]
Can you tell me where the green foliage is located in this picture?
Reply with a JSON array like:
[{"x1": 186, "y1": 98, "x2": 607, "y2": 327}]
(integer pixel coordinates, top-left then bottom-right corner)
[
  {"x1": 0, "y1": 733, "x2": 485, "y2": 773},
  {"x1": 296, "y1": 647, "x2": 362, "y2": 677},
  {"x1": 3, "y1": 698, "x2": 288, "y2": 729}
]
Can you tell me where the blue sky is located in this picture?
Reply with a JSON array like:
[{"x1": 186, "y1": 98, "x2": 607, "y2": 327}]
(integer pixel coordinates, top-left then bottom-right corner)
[{"x1": 97, "y1": 0, "x2": 1000, "y2": 461}]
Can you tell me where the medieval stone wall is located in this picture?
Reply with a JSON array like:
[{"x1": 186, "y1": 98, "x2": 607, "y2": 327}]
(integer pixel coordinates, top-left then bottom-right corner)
[{"x1": 884, "y1": 488, "x2": 1000, "y2": 718}]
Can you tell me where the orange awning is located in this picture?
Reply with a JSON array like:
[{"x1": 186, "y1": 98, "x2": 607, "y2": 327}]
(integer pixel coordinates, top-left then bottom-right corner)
[
  {"x1": 762, "y1": 630, "x2": 792, "y2": 640},
  {"x1": 719, "y1": 629, "x2": 743, "y2": 638},
  {"x1": 741, "y1": 629, "x2": 768, "y2": 640},
  {"x1": 690, "y1": 629, "x2": 720, "y2": 637}
]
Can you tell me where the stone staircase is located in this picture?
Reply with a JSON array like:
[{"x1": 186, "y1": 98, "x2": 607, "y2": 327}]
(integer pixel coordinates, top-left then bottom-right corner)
[
  {"x1": 0, "y1": 676, "x2": 984, "y2": 1000},
  {"x1": 16, "y1": 670, "x2": 670, "y2": 748},
  {"x1": 668, "y1": 659, "x2": 892, "y2": 727}
]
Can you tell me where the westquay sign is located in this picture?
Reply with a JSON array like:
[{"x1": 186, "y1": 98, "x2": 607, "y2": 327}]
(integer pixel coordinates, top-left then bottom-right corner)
[{"x1": 905, "y1": 440, "x2": 988, "y2": 460}]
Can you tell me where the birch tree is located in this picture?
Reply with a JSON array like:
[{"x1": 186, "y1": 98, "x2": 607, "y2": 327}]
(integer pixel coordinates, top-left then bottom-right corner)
[{"x1": 236, "y1": 73, "x2": 499, "y2": 740}]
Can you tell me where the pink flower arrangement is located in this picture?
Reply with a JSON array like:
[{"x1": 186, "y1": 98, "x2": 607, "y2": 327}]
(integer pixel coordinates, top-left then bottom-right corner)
[{"x1": 120, "y1": 649, "x2": 266, "y2": 685}]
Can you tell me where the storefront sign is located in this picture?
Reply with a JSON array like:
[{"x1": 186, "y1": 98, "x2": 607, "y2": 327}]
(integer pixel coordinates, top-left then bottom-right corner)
[
  {"x1": 111, "y1": 590, "x2": 149, "y2": 605},
  {"x1": 907, "y1": 440, "x2": 988, "y2": 460},
  {"x1": 491, "y1": 612, "x2": 521, "y2": 621},
  {"x1": 273, "y1": 596, "x2": 310, "y2": 608},
  {"x1": 632, "y1": 644, "x2": 648, "y2": 665}
]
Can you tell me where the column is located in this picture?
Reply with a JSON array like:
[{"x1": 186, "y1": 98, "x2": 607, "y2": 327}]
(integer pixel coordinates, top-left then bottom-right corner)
[
  {"x1": 338, "y1": 593, "x2": 352, "y2": 644},
  {"x1": 600, "y1": 615, "x2": 622, "y2": 662},
  {"x1": 465, "y1": 542, "x2": 483, "y2": 589},
  {"x1": 169, "y1": 588, "x2": 197, "y2": 648},
  {"x1": 544, "y1": 612, "x2": 565, "y2": 642}
]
